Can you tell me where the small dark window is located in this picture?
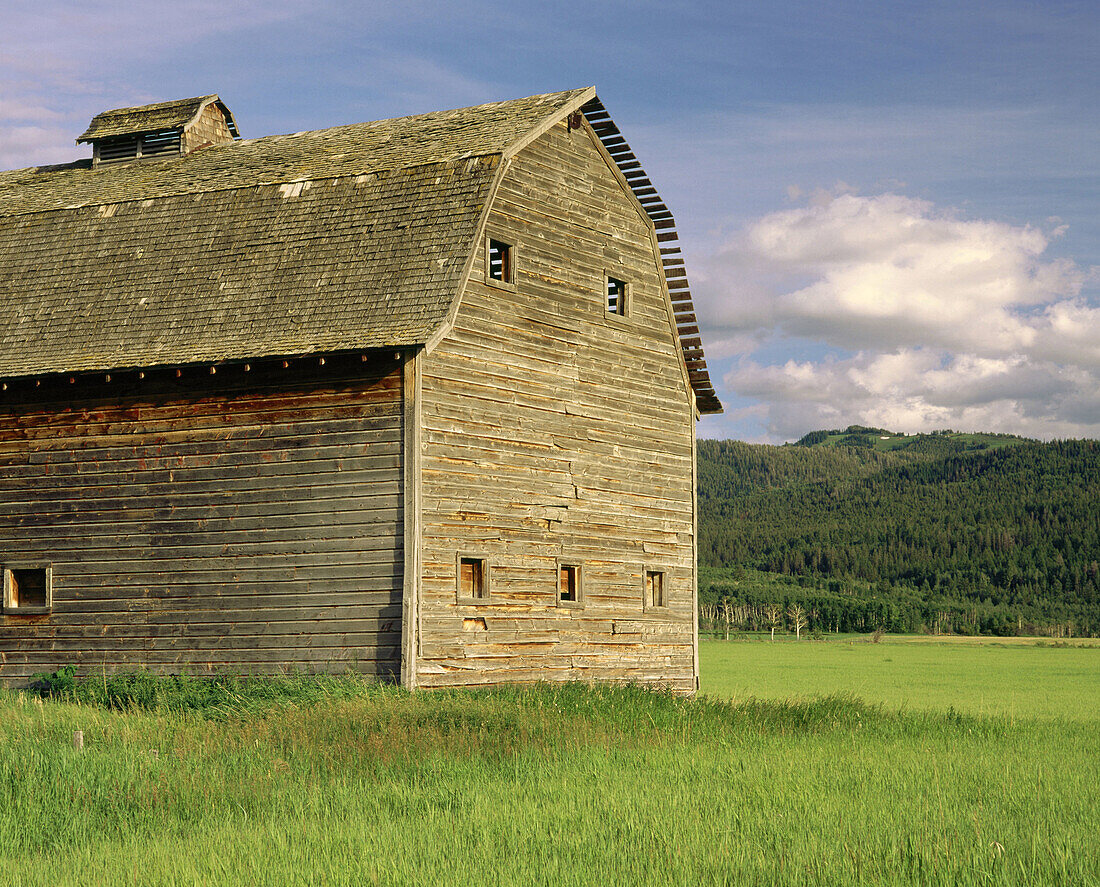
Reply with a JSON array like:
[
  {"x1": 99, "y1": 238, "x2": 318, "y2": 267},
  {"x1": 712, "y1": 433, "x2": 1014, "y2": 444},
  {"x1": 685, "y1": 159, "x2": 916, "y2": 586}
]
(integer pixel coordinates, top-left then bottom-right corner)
[
  {"x1": 607, "y1": 277, "x2": 628, "y2": 315},
  {"x1": 3, "y1": 565, "x2": 52, "y2": 613},
  {"x1": 645, "y1": 569, "x2": 666, "y2": 609},
  {"x1": 557, "y1": 562, "x2": 583, "y2": 608},
  {"x1": 458, "y1": 556, "x2": 489, "y2": 602},
  {"x1": 488, "y1": 239, "x2": 513, "y2": 284}
]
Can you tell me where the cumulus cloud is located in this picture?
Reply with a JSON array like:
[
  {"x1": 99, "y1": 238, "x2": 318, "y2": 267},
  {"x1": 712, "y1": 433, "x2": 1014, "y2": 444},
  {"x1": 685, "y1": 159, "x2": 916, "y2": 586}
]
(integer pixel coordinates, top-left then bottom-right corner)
[{"x1": 698, "y1": 191, "x2": 1100, "y2": 440}]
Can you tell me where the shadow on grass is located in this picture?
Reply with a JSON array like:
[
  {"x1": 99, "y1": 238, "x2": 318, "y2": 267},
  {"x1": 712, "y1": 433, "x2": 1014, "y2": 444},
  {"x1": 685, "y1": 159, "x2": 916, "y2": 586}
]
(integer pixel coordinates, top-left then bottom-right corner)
[{"x1": 27, "y1": 667, "x2": 1007, "y2": 747}]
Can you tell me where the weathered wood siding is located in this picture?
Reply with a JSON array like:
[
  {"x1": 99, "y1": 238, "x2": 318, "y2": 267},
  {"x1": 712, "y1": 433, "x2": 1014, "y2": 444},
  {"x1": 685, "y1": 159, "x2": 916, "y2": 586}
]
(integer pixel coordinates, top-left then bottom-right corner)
[
  {"x1": 0, "y1": 358, "x2": 403, "y2": 684},
  {"x1": 417, "y1": 121, "x2": 697, "y2": 691},
  {"x1": 182, "y1": 103, "x2": 235, "y2": 153}
]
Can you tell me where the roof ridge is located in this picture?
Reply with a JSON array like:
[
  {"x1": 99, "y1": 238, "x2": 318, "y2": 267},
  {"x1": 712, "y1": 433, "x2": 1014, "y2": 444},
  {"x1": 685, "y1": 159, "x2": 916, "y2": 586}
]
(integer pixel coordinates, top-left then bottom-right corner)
[
  {"x1": 236, "y1": 87, "x2": 594, "y2": 146},
  {"x1": 3, "y1": 88, "x2": 593, "y2": 218},
  {"x1": 0, "y1": 154, "x2": 501, "y2": 219},
  {"x1": 91, "y1": 95, "x2": 219, "y2": 117}
]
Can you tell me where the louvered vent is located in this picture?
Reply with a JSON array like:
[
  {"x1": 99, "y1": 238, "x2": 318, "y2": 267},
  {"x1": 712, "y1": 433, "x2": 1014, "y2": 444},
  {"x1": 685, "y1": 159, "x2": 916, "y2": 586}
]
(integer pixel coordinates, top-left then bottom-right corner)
[
  {"x1": 95, "y1": 129, "x2": 182, "y2": 165},
  {"x1": 78, "y1": 95, "x2": 238, "y2": 168}
]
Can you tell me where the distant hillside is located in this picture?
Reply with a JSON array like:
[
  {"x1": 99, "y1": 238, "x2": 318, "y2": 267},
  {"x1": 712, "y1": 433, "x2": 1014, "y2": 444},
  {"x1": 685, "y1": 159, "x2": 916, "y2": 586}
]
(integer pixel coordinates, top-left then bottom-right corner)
[
  {"x1": 793, "y1": 425, "x2": 1032, "y2": 454},
  {"x1": 698, "y1": 432, "x2": 1100, "y2": 636}
]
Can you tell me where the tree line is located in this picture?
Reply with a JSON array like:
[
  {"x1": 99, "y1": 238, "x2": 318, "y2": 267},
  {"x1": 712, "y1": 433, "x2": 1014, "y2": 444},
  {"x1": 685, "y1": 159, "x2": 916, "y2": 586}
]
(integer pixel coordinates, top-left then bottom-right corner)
[{"x1": 698, "y1": 435, "x2": 1100, "y2": 637}]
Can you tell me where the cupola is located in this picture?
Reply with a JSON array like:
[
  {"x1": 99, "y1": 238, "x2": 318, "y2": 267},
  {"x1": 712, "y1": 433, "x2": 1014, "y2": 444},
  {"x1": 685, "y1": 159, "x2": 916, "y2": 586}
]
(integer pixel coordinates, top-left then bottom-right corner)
[{"x1": 77, "y1": 95, "x2": 239, "y2": 166}]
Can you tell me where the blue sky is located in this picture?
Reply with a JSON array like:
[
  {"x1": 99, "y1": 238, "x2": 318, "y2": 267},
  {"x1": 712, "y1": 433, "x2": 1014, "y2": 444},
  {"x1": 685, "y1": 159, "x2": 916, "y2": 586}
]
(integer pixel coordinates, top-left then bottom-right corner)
[{"x1": 3, "y1": 0, "x2": 1097, "y2": 441}]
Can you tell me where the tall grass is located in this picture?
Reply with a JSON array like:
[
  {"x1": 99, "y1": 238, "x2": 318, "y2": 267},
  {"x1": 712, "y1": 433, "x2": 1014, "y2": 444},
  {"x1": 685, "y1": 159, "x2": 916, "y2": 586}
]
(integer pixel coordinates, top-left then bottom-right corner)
[{"x1": 3, "y1": 674, "x2": 1098, "y2": 886}]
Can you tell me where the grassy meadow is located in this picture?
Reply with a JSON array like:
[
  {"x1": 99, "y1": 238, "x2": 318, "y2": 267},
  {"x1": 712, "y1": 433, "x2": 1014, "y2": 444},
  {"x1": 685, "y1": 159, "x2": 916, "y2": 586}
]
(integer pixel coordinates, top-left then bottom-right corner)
[
  {"x1": 2, "y1": 642, "x2": 1098, "y2": 886},
  {"x1": 701, "y1": 635, "x2": 1100, "y2": 721}
]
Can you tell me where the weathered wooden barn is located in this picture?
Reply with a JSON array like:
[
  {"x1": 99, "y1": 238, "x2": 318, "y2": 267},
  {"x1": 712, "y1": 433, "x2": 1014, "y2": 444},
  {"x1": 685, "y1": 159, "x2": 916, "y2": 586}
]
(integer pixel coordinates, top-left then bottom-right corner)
[{"x1": 0, "y1": 88, "x2": 721, "y2": 691}]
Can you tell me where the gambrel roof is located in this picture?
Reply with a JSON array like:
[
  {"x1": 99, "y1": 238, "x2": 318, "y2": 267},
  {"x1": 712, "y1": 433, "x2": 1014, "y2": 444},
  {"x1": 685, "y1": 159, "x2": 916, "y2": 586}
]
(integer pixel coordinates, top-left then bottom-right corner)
[{"x1": 0, "y1": 88, "x2": 721, "y2": 414}]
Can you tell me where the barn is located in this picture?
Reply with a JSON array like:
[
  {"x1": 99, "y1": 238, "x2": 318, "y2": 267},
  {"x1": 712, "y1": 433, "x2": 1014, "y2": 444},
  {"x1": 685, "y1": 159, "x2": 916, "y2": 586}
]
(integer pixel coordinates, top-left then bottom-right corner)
[{"x1": 0, "y1": 88, "x2": 722, "y2": 691}]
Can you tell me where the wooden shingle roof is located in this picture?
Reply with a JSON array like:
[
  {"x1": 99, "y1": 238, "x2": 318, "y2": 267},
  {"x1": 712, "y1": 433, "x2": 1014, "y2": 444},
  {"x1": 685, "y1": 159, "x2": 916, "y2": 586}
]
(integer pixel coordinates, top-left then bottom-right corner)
[
  {"x1": 0, "y1": 88, "x2": 722, "y2": 414},
  {"x1": 77, "y1": 95, "x2": 239, "y2": 142}
]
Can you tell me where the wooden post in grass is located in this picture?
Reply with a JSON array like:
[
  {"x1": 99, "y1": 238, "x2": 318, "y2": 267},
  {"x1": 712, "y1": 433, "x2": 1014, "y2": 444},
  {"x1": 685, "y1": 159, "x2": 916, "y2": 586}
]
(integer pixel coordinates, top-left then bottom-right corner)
[{"x1": 73, "y1": 731, "x2": 83, "y2": 751}]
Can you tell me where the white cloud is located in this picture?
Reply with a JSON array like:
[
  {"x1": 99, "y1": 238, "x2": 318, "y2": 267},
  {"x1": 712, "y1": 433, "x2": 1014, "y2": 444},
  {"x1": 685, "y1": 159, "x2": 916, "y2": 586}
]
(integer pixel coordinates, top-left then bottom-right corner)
[
  {"x1": 702, "y1": 191, "x2": 1100, "y2": 441},
  {"x1": 726, "y1": 350, "x2": 1100, "y2": 441}
]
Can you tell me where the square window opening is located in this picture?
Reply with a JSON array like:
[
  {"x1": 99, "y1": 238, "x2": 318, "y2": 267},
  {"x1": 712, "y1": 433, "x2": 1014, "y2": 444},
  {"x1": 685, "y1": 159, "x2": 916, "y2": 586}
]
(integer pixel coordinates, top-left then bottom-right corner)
[
  {"x1": 645, "y1": 569, "x2": 666, "y2": 609},
  {"x1": 607, "y1": 276, "x2": 628, "y2": 315},
  {"x1": 557, "y1": 563, "x2": 583, "y2": 607},
  {"x1": 3, "y1": 565, "x2": 52, "y2": 612},
  {"x1": 458, "y1": 556, "x2": 489, "y2": 602},
  {"x1": 488, "y1": 239, "x2": 513, "y2": 284}
]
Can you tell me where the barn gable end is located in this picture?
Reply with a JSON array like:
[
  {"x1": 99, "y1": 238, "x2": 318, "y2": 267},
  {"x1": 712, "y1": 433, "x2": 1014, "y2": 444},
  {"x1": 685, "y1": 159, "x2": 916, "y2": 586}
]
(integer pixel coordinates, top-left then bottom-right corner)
[{"x1": 413, "y1": 118, "x2": 697, "y2": 691}]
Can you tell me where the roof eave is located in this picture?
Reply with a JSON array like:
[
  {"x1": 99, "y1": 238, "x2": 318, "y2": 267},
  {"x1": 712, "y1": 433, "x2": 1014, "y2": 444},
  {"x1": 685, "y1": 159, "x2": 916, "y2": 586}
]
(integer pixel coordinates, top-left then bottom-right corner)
[{"x1": 578, "y1": 95, "x2": 723, "y2": 416}]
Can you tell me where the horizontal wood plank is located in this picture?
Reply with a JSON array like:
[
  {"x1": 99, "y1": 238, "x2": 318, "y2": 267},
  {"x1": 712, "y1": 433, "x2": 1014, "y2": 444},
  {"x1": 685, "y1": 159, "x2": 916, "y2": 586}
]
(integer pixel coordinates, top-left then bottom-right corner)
[{"x1": 0, "y1": 363, "x2": 405, "y2": 684}]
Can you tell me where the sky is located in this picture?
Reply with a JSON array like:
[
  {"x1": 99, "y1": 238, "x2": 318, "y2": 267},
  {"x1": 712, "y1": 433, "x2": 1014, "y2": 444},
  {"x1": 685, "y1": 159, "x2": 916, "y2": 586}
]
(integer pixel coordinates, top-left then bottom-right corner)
[{"x1": 3, "y1": 0, "x2": 1097, "y2": 442}]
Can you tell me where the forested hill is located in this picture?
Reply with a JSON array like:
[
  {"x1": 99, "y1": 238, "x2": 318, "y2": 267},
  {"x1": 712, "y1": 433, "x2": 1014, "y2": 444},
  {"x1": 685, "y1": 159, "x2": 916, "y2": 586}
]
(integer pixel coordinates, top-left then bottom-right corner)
[{"x1": 697, "y1": 431, "x2": 1100, "y2": 636}]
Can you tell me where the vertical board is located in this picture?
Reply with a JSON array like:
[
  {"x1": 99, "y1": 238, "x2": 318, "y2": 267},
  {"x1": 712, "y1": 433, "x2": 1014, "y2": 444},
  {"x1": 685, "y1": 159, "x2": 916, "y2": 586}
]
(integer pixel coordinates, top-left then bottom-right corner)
[
  {"x1": 400, "y1": 348, "x2": 422, "y2": 690},
  {"x1": 0, "y1": 359, "x2": 404, "y2": 685},
  {"x1": 418, "y1": 121, "x2": 697, "y2": 692}
]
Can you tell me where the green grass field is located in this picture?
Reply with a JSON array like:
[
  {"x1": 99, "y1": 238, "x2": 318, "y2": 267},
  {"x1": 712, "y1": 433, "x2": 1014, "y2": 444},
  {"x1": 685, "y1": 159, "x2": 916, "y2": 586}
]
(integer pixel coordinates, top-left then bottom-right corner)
[
  {"x1": 700, "y1": 635, "x2": 1100, "y2": 721},
  {"x1": 3, "y1": 643, "x2": 1098, "y2": 886}
]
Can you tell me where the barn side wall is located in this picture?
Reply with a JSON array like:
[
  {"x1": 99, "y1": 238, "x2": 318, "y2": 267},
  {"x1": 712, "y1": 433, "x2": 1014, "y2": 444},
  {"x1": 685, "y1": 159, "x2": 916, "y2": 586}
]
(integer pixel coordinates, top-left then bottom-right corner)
[
  {"x1": 416, "y1": 120, "x2": 697, "y2": 692},
  {"x1": 0, "y1": 356, "x2": 404, "y2": 685}
]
